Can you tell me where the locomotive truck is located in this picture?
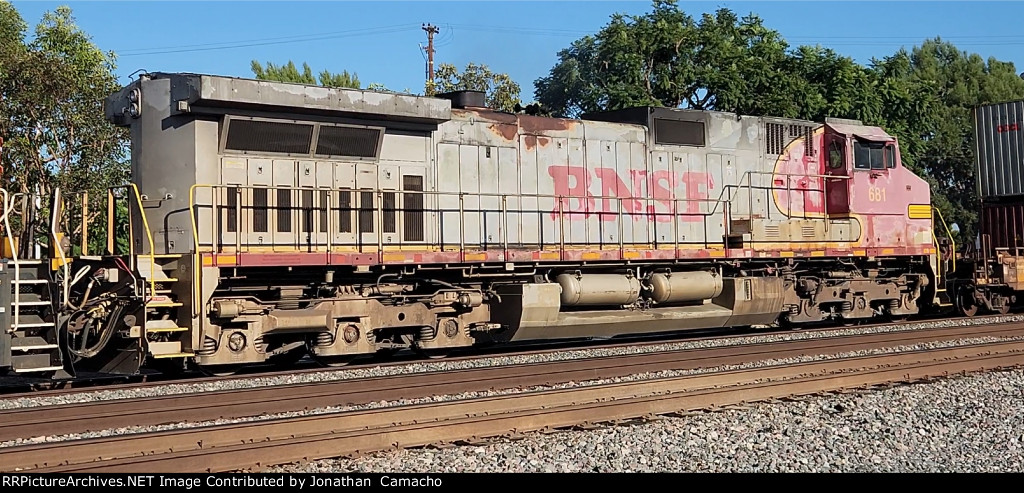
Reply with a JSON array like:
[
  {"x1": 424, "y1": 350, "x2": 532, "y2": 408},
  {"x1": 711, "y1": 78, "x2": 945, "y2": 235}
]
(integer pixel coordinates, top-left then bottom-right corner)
[{"x1": 0, "y1": 72, "x2": 961, "y2": 378}]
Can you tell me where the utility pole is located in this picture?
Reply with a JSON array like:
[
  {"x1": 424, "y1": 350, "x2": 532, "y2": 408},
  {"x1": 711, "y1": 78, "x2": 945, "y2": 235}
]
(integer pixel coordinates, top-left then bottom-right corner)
[{"x1": 422, "y1": 24, "x2": 439, "y2": 83}]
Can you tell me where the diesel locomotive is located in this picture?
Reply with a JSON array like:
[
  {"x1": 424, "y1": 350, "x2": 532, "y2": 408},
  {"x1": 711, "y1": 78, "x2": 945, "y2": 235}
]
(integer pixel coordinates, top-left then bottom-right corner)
[{"x1": 0, "y1": 72, "x2": 964, "y2": 378}]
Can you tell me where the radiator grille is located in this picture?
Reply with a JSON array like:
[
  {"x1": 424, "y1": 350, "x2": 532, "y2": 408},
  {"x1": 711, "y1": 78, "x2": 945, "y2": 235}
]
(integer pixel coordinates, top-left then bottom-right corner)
[
  {"x1": 316, "y1": 125, "x2": 381, "y2": 158},
  {"x1": 403, "y1": 175, "x2": 425, "y2": 241},
  {"x1": 224, "y1": 119, "x2": 314, "y2": 155}
]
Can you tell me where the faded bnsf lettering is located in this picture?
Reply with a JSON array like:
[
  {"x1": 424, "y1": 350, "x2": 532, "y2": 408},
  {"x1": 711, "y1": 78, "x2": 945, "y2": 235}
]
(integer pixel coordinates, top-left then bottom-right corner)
[{"x1": 548, "y1": 165, "x2": 712, "y2": 222}]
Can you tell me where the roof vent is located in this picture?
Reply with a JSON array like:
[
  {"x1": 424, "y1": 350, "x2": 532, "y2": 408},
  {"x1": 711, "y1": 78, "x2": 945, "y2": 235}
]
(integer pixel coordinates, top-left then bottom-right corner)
[
  {"x1": 825, "y1": 117, "x2": 863, "y2": 126},
  {"x1": 435, "y1": 90, "x2": 486, "y2": 109}
]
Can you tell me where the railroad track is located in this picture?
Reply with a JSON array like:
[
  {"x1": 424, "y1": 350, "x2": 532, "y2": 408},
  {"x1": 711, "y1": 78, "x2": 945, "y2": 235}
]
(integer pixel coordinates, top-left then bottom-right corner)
[
  {"x1": 2, "y1": 312, "x2": 1014, "y2": 397},
  {"x1": 1, "y1": 321, "x2": 1023, "y2": 472}
]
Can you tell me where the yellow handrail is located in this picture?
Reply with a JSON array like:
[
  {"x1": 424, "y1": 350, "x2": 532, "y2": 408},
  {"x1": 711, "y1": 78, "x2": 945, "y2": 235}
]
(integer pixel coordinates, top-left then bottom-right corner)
[
  {"x1": 49, "y1": 188, "x2": 70, "y2": 308},
  {"x1": 932, "y1": 205, "x2": 956, "y2": 281},
  {"x1": 116, "y1": 184, "x2": 158, "y2": 300},
  {"x1": 188, "y1": 184, "x2": 204, "y2": 319}
]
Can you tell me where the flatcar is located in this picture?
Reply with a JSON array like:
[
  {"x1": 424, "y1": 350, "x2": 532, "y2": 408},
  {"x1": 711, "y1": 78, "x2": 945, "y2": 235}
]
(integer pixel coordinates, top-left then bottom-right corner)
[{"x1": 0, "y1": 72, "x2": 961, "y2": 378}]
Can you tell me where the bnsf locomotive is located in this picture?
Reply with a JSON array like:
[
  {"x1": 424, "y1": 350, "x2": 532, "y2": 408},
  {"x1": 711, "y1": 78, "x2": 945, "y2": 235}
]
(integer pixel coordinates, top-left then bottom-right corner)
[{"x1": 0, "y1": 72, "x2": 966, "y2": 378}]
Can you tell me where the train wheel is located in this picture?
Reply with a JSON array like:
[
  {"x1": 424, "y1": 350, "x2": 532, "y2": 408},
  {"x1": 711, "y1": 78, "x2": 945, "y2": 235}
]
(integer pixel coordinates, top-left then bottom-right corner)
[
  {"x1": 958, "y1": 291, "x2": 979, "y2": 317},
  {"x1": 996, "y1": 299, "x2": 1011, "y2": 315}
]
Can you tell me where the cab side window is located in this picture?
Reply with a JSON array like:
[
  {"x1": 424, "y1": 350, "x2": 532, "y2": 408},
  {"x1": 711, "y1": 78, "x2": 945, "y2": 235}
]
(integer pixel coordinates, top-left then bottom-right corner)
[
  {"x1": 828, "y1": 140, "x2": 845, "y2": 169},
  {"x1": 885, "y1": 144, "x2": 896, "y2": 168},
  {"x1": 853, "y1": 139, "x2": 886, "y2": 170}
]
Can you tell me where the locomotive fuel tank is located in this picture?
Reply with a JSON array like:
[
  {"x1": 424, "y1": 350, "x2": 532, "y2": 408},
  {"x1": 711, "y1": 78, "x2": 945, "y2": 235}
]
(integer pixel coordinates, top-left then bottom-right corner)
[
  {"x1": 556, "y1": 273, "x2": 642, "y2": 306},
  {"x1": 648, "y1": 271, "x2": 724, "y2": 304}
]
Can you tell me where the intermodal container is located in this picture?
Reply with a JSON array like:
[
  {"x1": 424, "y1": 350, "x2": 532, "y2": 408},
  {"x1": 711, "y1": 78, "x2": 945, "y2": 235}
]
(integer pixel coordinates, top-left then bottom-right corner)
[
  {"x1": 980, "y1": 201, "x2": 1024, "y2": 251},
  {"x1": 974, "y1": 100, "x2": 1024, "y2": 199}
]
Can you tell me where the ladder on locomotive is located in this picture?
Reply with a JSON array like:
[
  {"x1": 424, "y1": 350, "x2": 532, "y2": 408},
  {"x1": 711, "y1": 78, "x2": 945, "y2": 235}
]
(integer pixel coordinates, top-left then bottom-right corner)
[
  {"x1": 931, "y1": 206, "x2": 956, "y2": 307},
  {"x1": 109, "y1": 185, "x2": 193, "y2": 364},
  {"x1": 0, "y1": 190, "x2": 69, "y2": 377}
]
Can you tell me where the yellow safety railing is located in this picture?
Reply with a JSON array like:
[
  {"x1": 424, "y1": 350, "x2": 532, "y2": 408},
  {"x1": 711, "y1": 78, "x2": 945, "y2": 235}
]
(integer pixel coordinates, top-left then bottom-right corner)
[
  {"x1": 932, "y1": 205, "x2": 956, "y2": 285},
  {"x1": 106, "y1": 184, "x2": 159, "y2": 300},
  {"x1": 49, "y1": 188, "x2": 70, "y2": 308}
]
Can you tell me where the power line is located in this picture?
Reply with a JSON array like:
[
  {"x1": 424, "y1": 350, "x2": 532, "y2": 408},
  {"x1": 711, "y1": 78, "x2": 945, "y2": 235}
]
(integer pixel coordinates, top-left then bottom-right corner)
[
  {"x1": 117, "y1": 24, "x2": 419, "y2": 57},
  {"x1": 444, "y1": 23, "x2": 1024, "y2": 45}
]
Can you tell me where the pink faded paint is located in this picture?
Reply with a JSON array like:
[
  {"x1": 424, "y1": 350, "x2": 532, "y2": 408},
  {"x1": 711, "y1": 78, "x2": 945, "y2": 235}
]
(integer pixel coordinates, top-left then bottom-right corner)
[
  {"x1": 548, "y1": 165, "x2": 713, "y2": 223},
  {"x1": 771, "y1": 131, "x2": 826, "y2": 215}
]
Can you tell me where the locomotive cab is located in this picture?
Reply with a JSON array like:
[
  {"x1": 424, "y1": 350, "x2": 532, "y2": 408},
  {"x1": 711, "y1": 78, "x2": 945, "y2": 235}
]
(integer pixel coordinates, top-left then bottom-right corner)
[{"x1": 822, "y1": 120, "x2": 933, "y2": 251}]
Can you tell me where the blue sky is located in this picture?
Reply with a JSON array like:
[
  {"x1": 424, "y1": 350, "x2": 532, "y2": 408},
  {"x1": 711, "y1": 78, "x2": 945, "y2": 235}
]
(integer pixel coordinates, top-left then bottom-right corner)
[{"x1": 10, "y1": 1, "x2": 1024, "y2": 100}]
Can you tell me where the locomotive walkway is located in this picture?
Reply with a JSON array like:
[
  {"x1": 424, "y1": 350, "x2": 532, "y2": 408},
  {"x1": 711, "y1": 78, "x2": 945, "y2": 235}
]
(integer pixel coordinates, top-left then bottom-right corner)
[{"x1": 1, "y1": 321, "x2": 1023, "y2": 472}]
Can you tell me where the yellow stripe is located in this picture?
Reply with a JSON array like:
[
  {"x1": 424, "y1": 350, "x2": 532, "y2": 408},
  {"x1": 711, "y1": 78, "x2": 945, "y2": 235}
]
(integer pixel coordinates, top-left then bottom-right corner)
[
  {"x1": 539, "y1": 252, "x2": 559, "y2": 260},
  {"x1": 908, "y1": 204, "x2": 932, "y2": 219},
  {"x1": 781, "y1": 251, "x2": 795, "y2": 258},
  {"x1": 853, "y1": 249, "x2": 866, "y2": 256},
  {"x1": 623, "y1": 251, "x2": 641, "y2": 259},
  {"x1": 582, "y1": 252, "x2": 601, "y2": 260},
  {"x1": 709, "y1": 250, "x2": 725, "y2": 258},
  {"x1": 810, "y1": 251, "x2": 825, "y2": 257},
  {"x1": 881, "y1": 248, "x2": 895, "y2": 255},
  {"x1": 464, "y1": 252, "x2": 487, "y2": 261},
  {"x1": 382, "y1": 253, "x2": 407, "y2": 262}
]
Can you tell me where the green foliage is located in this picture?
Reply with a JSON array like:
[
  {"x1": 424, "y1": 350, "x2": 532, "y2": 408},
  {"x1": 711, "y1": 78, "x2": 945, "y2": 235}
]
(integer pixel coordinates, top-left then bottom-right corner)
[
  {"x1": 0, "y1": 3, "x2": 128, "y2": 250},
  {"x1": 869, "y1": 39, "x2": 1024, "y2": 240},
  {"x1": 534, "y1": 0, "x2": 1024, "y2": 242},
  {"x1": 250, "y1": 60, "x2": 360, "y2": 88},
  {"x1": 431, "y1": 62, "x2": 521, "y2": 113}
]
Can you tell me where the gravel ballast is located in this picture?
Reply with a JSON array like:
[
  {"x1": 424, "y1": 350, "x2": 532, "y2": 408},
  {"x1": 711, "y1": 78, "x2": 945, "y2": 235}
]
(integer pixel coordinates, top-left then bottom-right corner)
[
  {"x1": 267, "y1": 367, "x2": 1024, "y2": 473},
  {"x1": 1, "y1": 335, "x2": 1019, "y2": 448},
  {"x1": 3, "y1": 314, "x2": 1023, "y2": 411}
]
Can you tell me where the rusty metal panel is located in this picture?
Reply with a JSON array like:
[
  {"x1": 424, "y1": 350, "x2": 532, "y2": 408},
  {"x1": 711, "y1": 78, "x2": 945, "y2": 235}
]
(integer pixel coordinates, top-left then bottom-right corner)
[
  {"x1": 981, "y1": 201, "x2": 1024, "y2": 251},
  {"x1": 974, "y1": 100, "x2": 1024, "y2": 199}
]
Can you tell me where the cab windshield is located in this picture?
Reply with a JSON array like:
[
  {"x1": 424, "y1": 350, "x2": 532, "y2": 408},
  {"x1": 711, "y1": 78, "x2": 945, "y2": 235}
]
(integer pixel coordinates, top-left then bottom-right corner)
[{"x1": 853, "y1": 139, "x2": 892, "y2": 170}]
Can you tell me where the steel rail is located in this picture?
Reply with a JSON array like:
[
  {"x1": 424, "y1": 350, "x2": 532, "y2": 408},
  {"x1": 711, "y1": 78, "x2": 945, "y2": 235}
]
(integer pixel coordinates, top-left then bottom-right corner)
[
  {"x1": 1, "y1": 321, "x2": 1021, "y2": 443},
  {"x1": 3, "y1": 339, "x2": 1024, "y2": 472},
  {"x1": 3, "y1": 313, "x2": 1013, "y2": 397},
  {"x1": 2, "y1": 321, "x2": 1022, "y2": 443}
]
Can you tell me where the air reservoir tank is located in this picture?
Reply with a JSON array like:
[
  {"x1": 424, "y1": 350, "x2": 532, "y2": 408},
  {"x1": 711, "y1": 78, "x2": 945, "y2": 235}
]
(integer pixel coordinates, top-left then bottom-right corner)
[
  {"x1": 648, "y1": 271, "x2": 723, "y2": 304},
  {"x1": 556, "y1": 273, "x2": 642, "y2": 306}
]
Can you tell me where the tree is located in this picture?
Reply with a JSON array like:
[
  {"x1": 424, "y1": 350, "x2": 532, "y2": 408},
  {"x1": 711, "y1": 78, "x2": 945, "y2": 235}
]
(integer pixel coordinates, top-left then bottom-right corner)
[
  {"x1": 534, "y1": 1, "x2": 797, "y2": 118},
  {"x1": 250, "y1": 60, "x2": 360, "y2": 89},
  {"x1": 430, "y1": 62, "x2": 521, "y2": 113},
  {"x1": 870, "y1": 39, "x2": 1024, "y2": 241},
  {"x1": 533, "y1": 1, "x2": 1024, "y2": 240},
  {"x1": 0, "y1": 4, "x2": 128, "y2": 254}
]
